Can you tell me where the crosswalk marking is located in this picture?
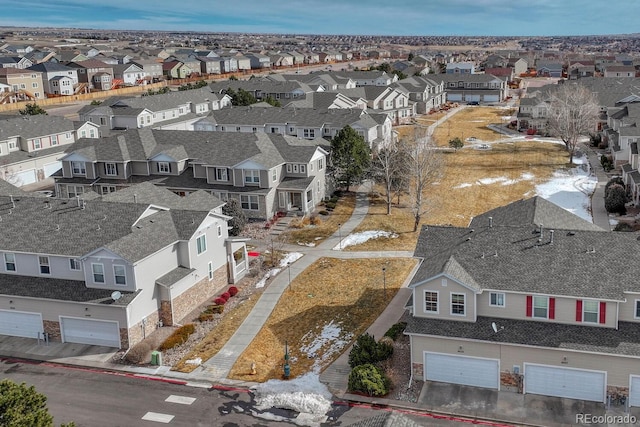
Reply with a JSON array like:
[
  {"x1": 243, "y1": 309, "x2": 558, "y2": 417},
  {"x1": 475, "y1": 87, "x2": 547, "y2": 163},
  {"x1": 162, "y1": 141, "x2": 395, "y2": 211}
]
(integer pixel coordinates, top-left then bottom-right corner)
[
  {"x1": 165, "y1": 395, "x2": 197, "y2": 405},
  {"x1": 141, "y1": 412, "x2": 174, "y2": 423}
]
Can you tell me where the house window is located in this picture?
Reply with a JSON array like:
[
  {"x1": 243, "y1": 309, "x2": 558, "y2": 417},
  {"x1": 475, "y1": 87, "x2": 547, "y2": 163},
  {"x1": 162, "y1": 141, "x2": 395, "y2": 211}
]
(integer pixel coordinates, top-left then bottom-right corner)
[
  {"x1": 451, "y1": 293, "x2": 465, "y2": 315},
  {"x1": 90, "y1": 129, "x2": 95, "y2": 137},
  {"x1": 317, "y1": 158, "x2": 324, "y2": 170},
  {"x1": 69, "y1": 258, "x2": 81, "y2": 271},
  {"x1": 424, "y1": 291, "x2": 438, "y2": 313},
  {"x1": 293, "y1": 164, "x2": 299, "y2": 173},
  {"x1": 583, "y1": 300, "x2": 599, "y2": 323},
  {"x1": 105, "y1": 163, "x2": 117, "y2": 176},
  {"x1": 286, "y1": 164, "x2": 292, "y2": 173},
  {"x1": 101, "y1": 185, "x2": 116, "y2": 194},
  {"x1": 65, "y1": 132, "x2": 71, "y2": 139},
  {"x1": 208, "y1": 261, "x2": 213, "y2": 280},
  {"x1": 635, "y1": 300, "x2": 640, "y2": 319},
  {"x1": 244, "y1": 170, "x2": 260, "y2": 184},
  {"x1": 533, "y1": 296, "x2": 548, "y2": 318},
  {"x1": 196, "y1": 235, "x2": 207, "y2": 255},
  {"x1": 71, "y1": 161, "x2": 86, "y2": 175},
  {"x1": 216, "y1": 168, "x2": 228, "y2": 181},
  {"x1": 33, "y1": 138, "x2": 41, "y2": 150},
  {"x1": 92, "y1": 263, "x2": 105, "y2": 283},
  {"x1": 8, "y1": 141, "x2": 17, "y2": 150},
  {"x1": 490, "y1": 292, "x2": 505, "y2": 307},
  {"x1": 300, "y1": 164, "x2": 306, "y2": 174},
  {"x1": 157, "y1": 162, "x2": 170, "y2": 173},
  {"x1": 217, "y1": 224, "x2": 222, "y2": 237},
  {"x1": 240, "y1": 195, "x2": 259, "y2": 210},
  {"x1": 114, "y1": 265, "x2": 126, "y2": 285},
  {"x1": 303, "y1": 129, "x2": 315, "y2": 138},
  {"x1": 39, "y1": 256, "x2": 50, "y2": 275},
  {"x1": 51, "y1": 135, "x2": 58, "y2": 146},
  {"x1": 4, "y1": 253, "x2": 16, "y2": 271},
  {"x1": 272, "y1": 168, "x2": 277, "y2": 182},
  {"x1": 68, "y1": 185, "x2": 84, "y2": 198}
]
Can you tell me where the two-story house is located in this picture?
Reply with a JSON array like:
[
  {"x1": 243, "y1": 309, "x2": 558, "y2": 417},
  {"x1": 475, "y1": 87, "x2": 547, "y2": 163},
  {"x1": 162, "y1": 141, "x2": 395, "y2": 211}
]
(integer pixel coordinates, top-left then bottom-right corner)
[
  {"x1": 405, "y1": 197, "x2": 640, "y2": 404},
  {"x1": 439, "y1": 74, "x2": 507, "y2": 104},
  {"x1": 393, "y1": 76, "x2": 446, "y2": 114},
  {"x1": 0, "y1": 68, "x2": 45, "y2": 100},
  {"x1": 446, "y1": 62, "x2": 476, "y2": 75},
  {"x1": 335, "y1": 86, "x2": 415, "y2": 125},
  {"x1": 0, "y1": 181, "x2": 248, "y2": 350},
  {"x1": 54, "y1": 129, "x2": 329, "y2": 220},
  {"x1": 27, "y1": 62, "x2": 79, "y2": 96},
  {"x1": 0, "y1": 115, "x2": 98, "y2": 186},
  {"x1": 66, "y1": 59, "x2": 114, "y2": 91}
]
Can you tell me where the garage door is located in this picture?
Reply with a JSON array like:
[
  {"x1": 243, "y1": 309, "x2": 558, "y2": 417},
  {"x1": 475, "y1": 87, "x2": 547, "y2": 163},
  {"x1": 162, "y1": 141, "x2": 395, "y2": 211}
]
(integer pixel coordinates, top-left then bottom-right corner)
[
  {"x1": 447, "y1": 93, "x2": 462, "y2": 102},
  {"x1": 0, "y1": 310, "x2": 43, "y2": 339},
  {"x1": 424, "y1": 352, "x2": 499, "y2": 390},
  {"x1": 524, "y1": 363, "x2": 606, "y2": 402},
  {"x1": 60, "y1": 317, "x2": 121, "y2": 348},
  {"x1": 11, "y1": 169, "x2": 37, "y2": 187},
  {"x1": 465, "y1": 94, "x2": 481, "y2": 102},
  {"x1": 629, "y1": 376, "x2": 640, "y2": 407},
  {"x1": 43, "y1": 162, "x2": 62, "y2": 177},
  {"x1": 483, "y1": 95, "x2": 499, "y2": 102}
]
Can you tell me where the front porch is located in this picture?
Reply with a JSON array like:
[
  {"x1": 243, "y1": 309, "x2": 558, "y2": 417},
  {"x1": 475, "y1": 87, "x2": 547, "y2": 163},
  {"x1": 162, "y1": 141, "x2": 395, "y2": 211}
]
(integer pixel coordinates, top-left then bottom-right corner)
[{"x1": 277, "y1": 177, "x2": 315, "y2": 215}]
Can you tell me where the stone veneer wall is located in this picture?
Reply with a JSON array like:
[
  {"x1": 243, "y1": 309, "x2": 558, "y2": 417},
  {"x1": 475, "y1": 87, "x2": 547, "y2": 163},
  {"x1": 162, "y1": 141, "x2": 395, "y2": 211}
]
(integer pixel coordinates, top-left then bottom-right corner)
[
  {"x1": 172, "y1": 265, "x2": 228, "y2": 324},
  {"x1": 500, "y1": 371, "x2": 523, "y2": 393},
  {"x1": 43, "y1": 320, "x2": 61, "y2": 342},
  {"x1": 159, "y1": 301, "x2": 173, "y2": 327},
  {"x1": 412, "y1": 363, "x2": 423, "y2": 379},
  {"x1": 126, "y1": 310, "x2": 160, "y2": 349}
]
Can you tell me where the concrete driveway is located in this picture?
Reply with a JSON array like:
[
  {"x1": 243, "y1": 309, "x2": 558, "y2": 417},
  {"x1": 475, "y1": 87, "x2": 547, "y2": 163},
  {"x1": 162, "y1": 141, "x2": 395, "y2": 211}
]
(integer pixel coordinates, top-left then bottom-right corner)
[{"x1": 417, "y1": 381, "x2": 623, "y2": 426}]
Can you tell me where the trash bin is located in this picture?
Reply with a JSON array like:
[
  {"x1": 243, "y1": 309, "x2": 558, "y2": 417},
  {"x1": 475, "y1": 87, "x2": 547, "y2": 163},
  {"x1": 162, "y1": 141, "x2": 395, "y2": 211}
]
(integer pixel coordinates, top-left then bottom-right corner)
[{"x1": 151, "y1": 350, "x2": 162, "y2": 366}]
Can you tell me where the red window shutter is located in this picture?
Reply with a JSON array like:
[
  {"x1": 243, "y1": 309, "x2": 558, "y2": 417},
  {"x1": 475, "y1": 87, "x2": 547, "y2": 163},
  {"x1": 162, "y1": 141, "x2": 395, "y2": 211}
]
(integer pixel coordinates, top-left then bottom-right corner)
[
  {"x1": 526, "y1": 295, "x2": 532, "y2": 317},
  {"x1": 549, "y1": 298, "x2": 555, "y2": 320},
  {"x1": 576, "y1": 300, "x2": 583, "y2": 322},
  {"x1": 599, "y1": 302, "x2": 607, "y2": 324}
]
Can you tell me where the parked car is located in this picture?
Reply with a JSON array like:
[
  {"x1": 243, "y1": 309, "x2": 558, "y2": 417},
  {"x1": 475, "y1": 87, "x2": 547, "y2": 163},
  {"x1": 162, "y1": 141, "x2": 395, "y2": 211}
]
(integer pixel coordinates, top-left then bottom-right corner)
[{"x1": 467, "y1": 101, "x2": 479, "y2": 106}]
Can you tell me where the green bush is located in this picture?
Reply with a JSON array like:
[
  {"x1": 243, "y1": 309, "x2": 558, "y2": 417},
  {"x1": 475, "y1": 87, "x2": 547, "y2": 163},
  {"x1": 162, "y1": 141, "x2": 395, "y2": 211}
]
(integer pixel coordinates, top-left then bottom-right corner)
[
  {"x1": 384, "y1": 322, "x2": 407, "y2": 341},
  {"x1": 605, "y1": 183, "x2": 627, "y2": 215},
  {"x1": 348, "y1": 333, "x2": 393, "y2": 368},
  {"x1": 348, "y1": 364, "x2": 390, "y2": 396},
  {"x1": 158, "y1": 324, "x2": 196, "y2": 351}
]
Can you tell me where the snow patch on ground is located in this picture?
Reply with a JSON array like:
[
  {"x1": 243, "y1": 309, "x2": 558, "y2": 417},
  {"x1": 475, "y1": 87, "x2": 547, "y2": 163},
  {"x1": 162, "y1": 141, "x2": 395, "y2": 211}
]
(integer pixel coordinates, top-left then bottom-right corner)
[
  {"x1": 457, "y1": 172, "x2": 535, "y2": 188},
  {"x1": 332, "y1": 230, "x2": 398, "y2": 250},
  {"x1": 299, "y1": 320, "x2": 353, "y2": 371},
  {"x1": 252, "y1": 373, "x2": 333, "y2": 427},
  {"x1": 255, "y1": 252, "x2": 304, "y2": 288}
]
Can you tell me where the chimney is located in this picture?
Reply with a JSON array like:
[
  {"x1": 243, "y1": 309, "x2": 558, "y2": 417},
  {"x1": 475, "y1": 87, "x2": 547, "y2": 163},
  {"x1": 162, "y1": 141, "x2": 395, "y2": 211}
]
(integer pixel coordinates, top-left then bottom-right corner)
[
  {"x1": 489, "y1": 216, "x2": 493, "y2": 228},
  {"x1": 549, "y1": 230, "x2": 555, "y2": 245},
  {"x1": 133, "y1": 194, "x2": 137, "y2": 203}
]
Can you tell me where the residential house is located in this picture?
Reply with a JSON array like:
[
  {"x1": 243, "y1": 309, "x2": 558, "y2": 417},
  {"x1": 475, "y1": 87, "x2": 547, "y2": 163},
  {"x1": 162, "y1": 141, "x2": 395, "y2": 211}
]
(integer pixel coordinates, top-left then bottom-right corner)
[
  {"x1": 55, "y1": 129, "x2": 329, "y2": 220},
  {"x1": 516, "y1": 97, "x2": 550, "y2": 132},
  {"x1": 334, "y1": 70, "x2": 398, "y2": 87},
  {"x1": 0, "y1": 115, "x2": 98, "y2": 186},
  {"x1": 0, "y1": 180, "x2": 248, "y2": 350},
  {"x1": 404, "y1": 197, "x2": 640, "y2": 404},
  {"x1": 194, "y1": 106, "x2": 393, "y2": 149},
  {"x1": 536, "y1": 60, "x2": 563, "y2": 78},
  {"x1": 0, "y1": 68, "x2": 45, "y2": 100},
  {"x1": 244, "y1": 53, "x2": 271, "y2": 69},
  {"x1": 0, "y1": 56, "x2": 33, "y2": 69},
  {"x1": 197, "y1": 57, "x2": 222, "y2": 75},
  {"x1": 270, "y1": 53, "x2": 294, "y2": 68},
  {"x1": 27, "y1": 62, "x2": 79, "y2": 96},
  {"x1": 604, "y1": 66, "x2": 636, "y2": 78},
  {"x1": 1, "y1": 44, "x2": 34, "y2": 55},
  {"x1": 112, "y1": 63, "x2": 146, "y2": 86},
  {"x1": 446, "y1": 62, "x2": 476, "y2": 75},
  {"x1": 78, "y1": 86, "x2": 232, "y2": 131},
  {"x1": 289, "y1": 51, "x2": 305, "y2": 66},
  {"x1": 162, "y1": 61, "x2": 194, "y2": 79},
  {"x1": 334, "y1": 86, "x2": 415, "y2": 125},
  {"x1": 438, "y1": 74, "x2": 507, "y2": 104},
  {"x1": 568, "y1": 61, "x2": 595, "y2": 80},
  {"x1": 235, "y1": 56, "x2": 251, "y2": 72},
  {"x1": 285, "y1": 92, "x2": 366, "y2": 110},
  {"x1": 130, "y1": 60, "x2": 164, "y2": 82},
  {"x1": 393, "y1": 76, "x2": 446, "y2": 114},
  {"x1": 66, "y1": 60, "x2": 114, "y2": 91},
  {"x1": 209, "y1": 79, "x2": 316, "y2": 103}
]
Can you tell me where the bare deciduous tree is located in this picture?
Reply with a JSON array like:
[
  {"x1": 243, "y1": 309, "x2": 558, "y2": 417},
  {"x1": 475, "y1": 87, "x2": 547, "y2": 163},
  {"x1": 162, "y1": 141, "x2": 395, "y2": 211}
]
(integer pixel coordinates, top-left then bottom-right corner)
[
  {"x1": 546, "y1": 84, "x2": 600, "y2": 164},
  {"x1": 371, "y1": 143, "x2": 409, "y2": 214},
  {"x1": 402, "y1": 128, "x2": 443, "y2": 232}
]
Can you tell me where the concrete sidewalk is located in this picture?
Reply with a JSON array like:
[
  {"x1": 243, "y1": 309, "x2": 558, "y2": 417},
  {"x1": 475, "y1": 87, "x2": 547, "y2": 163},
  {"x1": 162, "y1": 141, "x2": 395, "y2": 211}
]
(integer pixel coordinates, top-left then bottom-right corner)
[
  {"x1": 581, "y1": 142, "x2": 612, "y2": 231},
  {"x1": 193, "y1": 181, "x2": 379, "y2": 383}
]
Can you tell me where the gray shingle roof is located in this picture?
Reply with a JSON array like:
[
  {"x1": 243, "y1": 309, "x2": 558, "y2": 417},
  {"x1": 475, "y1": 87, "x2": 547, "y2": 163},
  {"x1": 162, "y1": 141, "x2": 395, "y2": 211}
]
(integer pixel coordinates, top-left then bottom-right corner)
[
  {"x1": 412, "y1": 197, "x2": 635, "y2": 300},
  {"x1": 405, "y1": 315, "x2": 640, "y2": 357},
  {"x1": 156, "y1": 266, "x2": 196, "y2": 287},
  {"x1": 0, "y1": 115, "x2": 75, "y2": 141},
  {"x1": 0, "y1": 273, "x2": 139, "y2": 305},
  {"x1": 100, "y1": 182, "x2": 223, "y2": 211}
]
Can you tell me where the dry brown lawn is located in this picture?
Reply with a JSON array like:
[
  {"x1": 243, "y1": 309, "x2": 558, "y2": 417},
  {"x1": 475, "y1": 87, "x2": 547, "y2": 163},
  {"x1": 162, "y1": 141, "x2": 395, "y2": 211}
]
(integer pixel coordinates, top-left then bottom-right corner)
[
  {"x1": 432, "y1": 107, "x2": 517, "y2": 147},
  {"x1": 172, "y1": 290, "x2": 263, "y2": 373},
  {"x1": 285, "y1": 192, "x2": 356, "y2": 245},
  {"x1": 228, "y1": 257, "x2": 417, "y2": 382}
]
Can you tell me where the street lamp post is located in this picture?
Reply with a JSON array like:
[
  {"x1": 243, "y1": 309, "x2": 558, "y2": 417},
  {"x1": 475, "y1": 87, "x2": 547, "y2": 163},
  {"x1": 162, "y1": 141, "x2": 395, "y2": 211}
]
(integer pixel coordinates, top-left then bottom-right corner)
[
  {"x1": 338, "y1": 223, "x2": 342, "y2": 250},
  {"x1": 382, "y1": 267, "x2": 387, "y2": 299}
]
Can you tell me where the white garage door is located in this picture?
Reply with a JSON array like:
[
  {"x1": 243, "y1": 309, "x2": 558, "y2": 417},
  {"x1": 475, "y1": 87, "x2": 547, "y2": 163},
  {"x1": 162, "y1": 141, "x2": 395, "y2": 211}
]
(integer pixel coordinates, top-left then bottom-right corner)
[
  {"x1": 424, "y1": 352, "x2": 499, "y2": 390},
  {"x1": 43, "y1": 162, "x2": 62, "y2": 177},
  {"x1": 447, "y1": 93, "x2": 462, "y2": 102},
  {"x1": 465, "y1": 94, "x2": 481, "y2": 102},
  {"x1": 483, "y1": 95, "x2": 499, "y2": 102},
  {"x1": 0, "y1": 310, "x2": 43, "y2": 339},
  {"x1": 11, "y1": 169, "x2": 37, "y2": 187},
  {"x1": 60, "y1": 317, "x2": 121, "y2": 348},
  {"x1": 629, "y1": 376, "x2": 640, "y2": 407},
  {"x1": 524, "y1": 363, "x2": 606, "y2": 403}
]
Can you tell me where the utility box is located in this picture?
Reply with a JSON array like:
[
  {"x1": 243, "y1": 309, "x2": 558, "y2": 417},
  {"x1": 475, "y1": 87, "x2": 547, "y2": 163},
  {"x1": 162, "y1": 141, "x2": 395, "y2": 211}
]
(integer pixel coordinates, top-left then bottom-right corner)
[{"x1": 151, "y1": 350, "x2": 162, "y2": 366}]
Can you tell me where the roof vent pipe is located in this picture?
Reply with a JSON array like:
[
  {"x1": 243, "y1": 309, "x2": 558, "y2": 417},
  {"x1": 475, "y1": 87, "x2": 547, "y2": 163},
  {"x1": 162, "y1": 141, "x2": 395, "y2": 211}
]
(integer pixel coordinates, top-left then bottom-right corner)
[
  {"x1": 550, "y1": 230, "x2": 555, "y2": 245},
  {"x1": 133, "y1": 194, "x2": 137, "y2": 203},
  {"x1": 10, "y1": 195, "x2": 15, "y2": 209},
  {"x1": 489, "y1": 216, "x2": 493, "y2": 228},
  {"x1": 539, "y1": 223, "x2": 543, "y2": 239}
]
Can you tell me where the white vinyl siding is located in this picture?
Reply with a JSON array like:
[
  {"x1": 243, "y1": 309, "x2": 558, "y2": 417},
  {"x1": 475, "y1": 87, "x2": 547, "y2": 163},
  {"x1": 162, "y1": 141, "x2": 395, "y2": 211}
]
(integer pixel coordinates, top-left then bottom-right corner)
[{"x1": 424, "y1": 290, "x2": 438, "y2": 313}]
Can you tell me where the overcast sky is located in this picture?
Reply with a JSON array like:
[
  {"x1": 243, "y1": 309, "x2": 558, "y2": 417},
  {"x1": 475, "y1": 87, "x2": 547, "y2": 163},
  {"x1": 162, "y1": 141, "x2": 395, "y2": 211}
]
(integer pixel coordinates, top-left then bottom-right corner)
[{"x1": 2, "y1": 1, "x2": 639, "y2": 36}]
